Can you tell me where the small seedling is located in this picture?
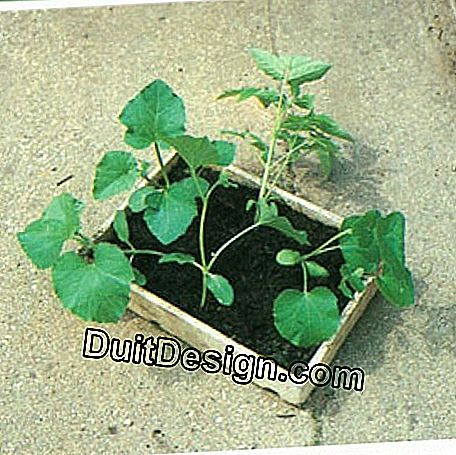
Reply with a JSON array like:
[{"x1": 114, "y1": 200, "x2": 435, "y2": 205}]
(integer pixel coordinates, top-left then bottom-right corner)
[{"x1": 17, "y1": 48, "x2": 414, "y2": 347}]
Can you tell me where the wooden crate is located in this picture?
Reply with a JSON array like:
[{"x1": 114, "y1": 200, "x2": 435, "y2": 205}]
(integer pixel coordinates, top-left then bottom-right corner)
[{"x1": 97, "y1": 153, "x2": 377, "y2": 405}]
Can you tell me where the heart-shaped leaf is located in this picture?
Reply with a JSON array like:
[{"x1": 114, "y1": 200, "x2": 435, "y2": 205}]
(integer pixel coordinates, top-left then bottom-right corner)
[
  {"x1": 119, "y1": 79, "x2": 186, "y2": 149},
  {"x1": 144, "y1": 177, "x2": 209, "y2": 245},
  {"x1": 93, "y1": 151, "x2": 138, "y2": 200},
  {"x1": 52, "y1": 243, "x2": 134, "y2": 322},
  {"x1": 165, "y1": 135, "x2": 221, "y2": 170},
  {"x1": 274, "y1": 287, "x2": 340, "y2": 347},
  {"x1": 17, "y1": 194, "x2": 84, "y2": 269}
]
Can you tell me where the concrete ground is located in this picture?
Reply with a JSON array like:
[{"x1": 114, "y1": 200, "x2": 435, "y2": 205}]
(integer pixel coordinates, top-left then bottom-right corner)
[{"x1": 0, "y1": 0, "x2": 455, "y2": 453}]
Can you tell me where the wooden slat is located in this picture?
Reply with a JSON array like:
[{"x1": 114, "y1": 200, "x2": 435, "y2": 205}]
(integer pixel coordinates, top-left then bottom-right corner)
[{"x1": 102, "y1": 152, "x2": 377, "y2": 405}]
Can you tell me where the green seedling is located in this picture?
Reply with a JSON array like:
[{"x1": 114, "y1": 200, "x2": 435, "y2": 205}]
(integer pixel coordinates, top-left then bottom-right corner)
[{"x1": 17, "y1": 48, "x2": 414, "y2": 348}]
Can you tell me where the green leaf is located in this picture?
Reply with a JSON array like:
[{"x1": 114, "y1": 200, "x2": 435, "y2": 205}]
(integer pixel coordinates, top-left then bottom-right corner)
[
  {"x1": 311, "y1": 113, "x2": 354, "y2": 142},
  {"x1": 293, "y1": 94, "x2": 315, "y2": 110},
  {"x1": 52, "y1": 243, "x2": 134, "y2": 322},
  {"x1": 166, "y1": 135, "x2": 219, "y2": 170},
  {"x1": 128, "y1": 187, "x2": 163, "y2": 213},
  {"x1": 305, "y1": 261, "x2": 329, "y2": 277},
  {"x1": 207, "y1": 273, "x2": 234, "y2": 306},
  {"x1": 340, "y1": 210, "x2": 414, "y2": 308},
  {"x1": 276, "y1": 249, "x2": 301, "y2": 266},
  {"x1": 217, "y1": 171, "x2": 238, "y2": 189},
  {"x1": 257, "y1": 200, "x2": 309, "y2": 245},
  {"x1": 340, "y1": 210, "x2": 382, "y2": 275},
  {"x1": 273, "y1": 287, "x2": 340, "y2": 347},
  {"x1": 113, "y1": 210, "x2": 129, "y2": 244},
  {"x1": 281, "y1": 114, "x2": 314, "y2": 131},
  {"x1": 377, "y1": 253, "x2": 414, "y2": 308},
  {"x1": 158, "y1": 253, "x2": 196, "y2": 265},
  {"x1": 339, "y1": 264, "x2": 366, "y2": 297},
  {"x1": 376, "y1": 212, "x2": 406, "y2": 265},
  {"x1": 93, "y1": 151, "x2": 138, "y2": 200},
  {"x1": 282, "y1": 112, "x2": 353, "y2": 143},
  {"x1": 17, "y1": 194, "x2": 84, "y2": 269},
  {"x1": 212, "y1": 140, "x2": 236, "y2": 166},
  {"x1": 132, "y1": 268, "x2": 147, "y2": 286},
  {"x1": 143, "y1": 177, "x2": 208, "y2": 245},
  {"x1": 317, "y1": 146, "x2": 334, "y2": 178},
  {"x1": 248, "y1": 48, "x2": 332, "y2": 85},
  {"x1": 119, "y1": 79, "x2": 186, "y2": 149},
  {"x1": 218, "y1": 87, "x2": 280, "y2": 107}
]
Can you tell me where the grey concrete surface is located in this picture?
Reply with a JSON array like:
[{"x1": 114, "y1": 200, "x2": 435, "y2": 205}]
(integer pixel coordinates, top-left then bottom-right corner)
[{"x1": 0, "y1": 0, "x2": 455, "y2": 453}]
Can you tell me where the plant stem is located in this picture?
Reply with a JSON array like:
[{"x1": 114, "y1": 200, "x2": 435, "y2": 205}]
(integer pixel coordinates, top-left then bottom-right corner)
[
  {"x1": 303, "y1": 228, "x2": 352, "y2": 260},
  {"x1": 257, "y1": 72, "x2": 289, "y2": 202},
  {"x1": 302, "y1": 262, "x2": 308, "y2": 294},
  {"x1": 153, "y1": 142, "x2": 170, "y2": 189},
  {"x1": 207, "y1": 223, "x2": 259, "y2": 270},
  {"x1": 199, "y1": 196, "x2": 210, "y2": 270},
  {"x1": 200, "y1": 272, "x2": 208, "y2": 309},
  {"x1": 123, "y1": 248, "x2": 164, "y2": 257}
]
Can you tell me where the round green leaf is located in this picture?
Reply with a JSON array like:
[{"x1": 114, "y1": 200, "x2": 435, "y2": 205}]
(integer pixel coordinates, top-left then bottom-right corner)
[
  {"x1": 93, "y1": 151, "x2": 138, "y2": 200},
  {"x1": 52, "y1": 243, "x2": 134, "y2": 322},
  {"x1": 276, "y1": 249, "x2": 301, "y2": 266},
  {"x1": 273, "y1": 287, "x2": 340, "y2": 347}
]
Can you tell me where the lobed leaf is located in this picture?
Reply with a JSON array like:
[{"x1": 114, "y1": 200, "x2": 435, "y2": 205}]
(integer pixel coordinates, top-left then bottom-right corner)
[
  {"x1": 273, "y1": 287, "x2": 340, "y2": 347},
  {"x1": 165, "y1": 135, "x2": 219, "y2": 170},
  {"x1": 144, "y1": 177, "x2": 209, "y2": 245},
  {"x1": 119, "y1": 79, "x2": 186, "y2": 149},
  {"x1": 93, "y1": 151, "x2": 138, "y2": 200},
  {"x1": 17, "y1": 194, "x2": 84, "y2": 269},
  {"x1": 52, "y1": 243, "x2": 134, "y2": 322}
]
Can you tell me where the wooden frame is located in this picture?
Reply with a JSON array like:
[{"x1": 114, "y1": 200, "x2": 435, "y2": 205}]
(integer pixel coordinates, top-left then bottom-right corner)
[{"x1": 97, "y1": 153, "x2": 377, "y2": 405}]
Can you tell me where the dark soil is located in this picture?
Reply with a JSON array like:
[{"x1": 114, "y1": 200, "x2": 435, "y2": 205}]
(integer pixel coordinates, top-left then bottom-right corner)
[{"x1": 105, "y1": 160, "x2": 349, "y2": 368}]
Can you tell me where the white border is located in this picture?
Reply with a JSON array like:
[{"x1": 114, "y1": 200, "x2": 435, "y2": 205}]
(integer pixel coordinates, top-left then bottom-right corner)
[
  {"x1": 2, "y1": 0, "x2": 454, "y2": 454},
  {"x1": 0, "y1": 0, "x2": 226, "y2": 13},
  {"x1": 182, "y1": 439, "x2": 456, "y2": 455}
]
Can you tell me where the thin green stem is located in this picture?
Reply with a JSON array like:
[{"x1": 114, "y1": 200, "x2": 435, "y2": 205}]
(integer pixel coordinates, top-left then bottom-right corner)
[
  {"x1": 153, "y1": 142, "x2": 170, "y2": 189},
  {"x1": 303, "y1": 228, "x2": 352, "y2": 260},
  {"x1": 200, "y1": 272, "x2": 208, "y2": 309},
  {"x1": 302, "y1": 262, "x2": 308, "y2": 294},
  {"x1": 122, "y1": 248, "x2": 164, "y2": 257},
  {"x1": 207, "y1": 223, "x2": 259, "y2": 271},
  {"x1": 258, "y1": 72, "x2": 289, "y2": 202}
]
